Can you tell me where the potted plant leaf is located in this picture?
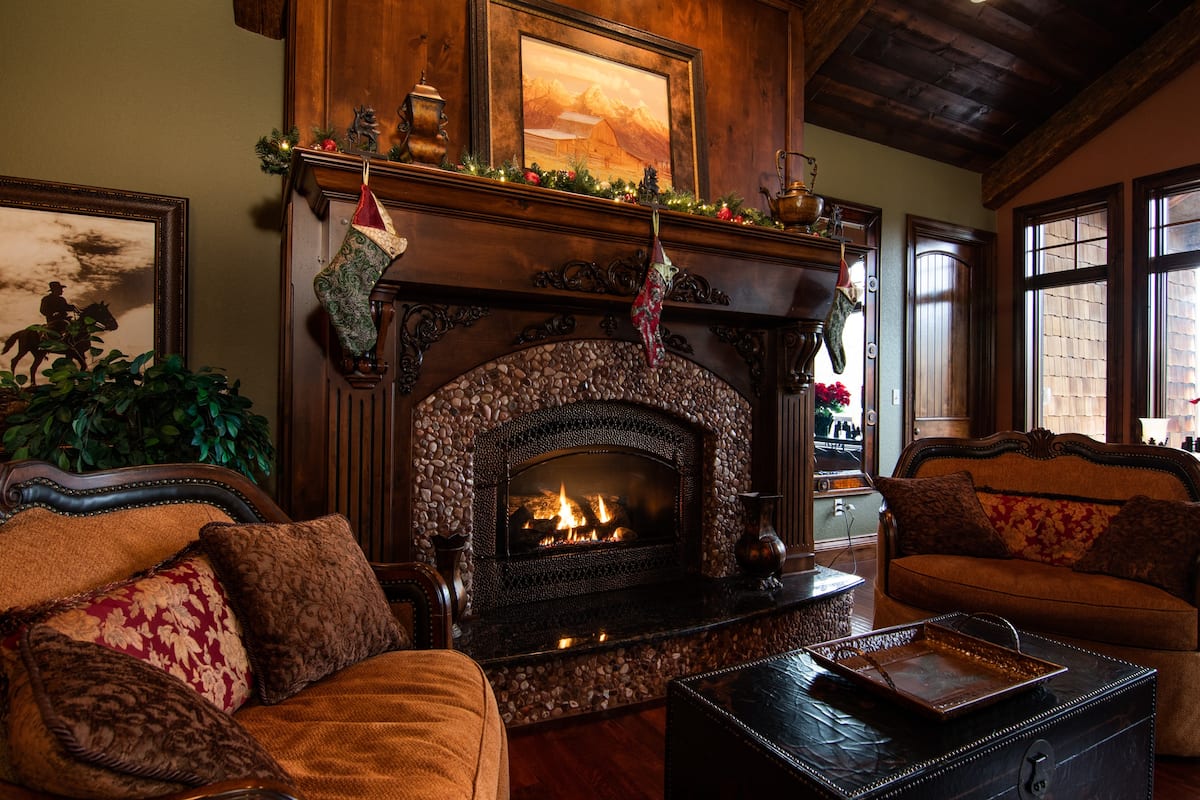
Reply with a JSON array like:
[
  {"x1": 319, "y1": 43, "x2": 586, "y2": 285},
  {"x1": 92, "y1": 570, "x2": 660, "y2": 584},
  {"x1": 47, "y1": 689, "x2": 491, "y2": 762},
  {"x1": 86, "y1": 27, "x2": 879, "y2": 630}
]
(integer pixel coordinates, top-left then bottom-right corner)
[{"x1": 0, "y1": 316, "x2": 273, "y2": 482}]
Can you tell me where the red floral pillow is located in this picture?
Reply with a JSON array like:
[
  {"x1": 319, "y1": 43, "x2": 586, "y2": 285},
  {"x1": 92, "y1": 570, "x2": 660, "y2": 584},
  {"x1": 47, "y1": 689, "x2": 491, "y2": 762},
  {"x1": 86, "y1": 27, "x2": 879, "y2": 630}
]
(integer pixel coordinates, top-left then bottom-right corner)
[
  {"x1": 976, "y1": 491, "x2": 1123, "y2": 566},
  {"x1": 0, "y1": 546, "x2": 253, "y2": 714}
]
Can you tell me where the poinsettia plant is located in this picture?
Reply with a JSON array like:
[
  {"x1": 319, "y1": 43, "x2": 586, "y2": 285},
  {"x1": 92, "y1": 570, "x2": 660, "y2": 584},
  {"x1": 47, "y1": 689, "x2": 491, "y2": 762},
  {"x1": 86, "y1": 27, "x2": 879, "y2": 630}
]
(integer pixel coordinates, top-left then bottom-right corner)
[{"x1": 814, "y1": 381, "x2": 852, "y2": 418}]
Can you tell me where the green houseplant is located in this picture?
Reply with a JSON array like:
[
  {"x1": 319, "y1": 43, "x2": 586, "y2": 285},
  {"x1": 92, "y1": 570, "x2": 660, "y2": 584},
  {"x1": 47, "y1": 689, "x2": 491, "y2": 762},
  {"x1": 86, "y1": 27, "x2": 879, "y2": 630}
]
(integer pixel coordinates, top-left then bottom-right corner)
[{"x1": 0, "y1": 318, "x2": 273, "y2": 482}]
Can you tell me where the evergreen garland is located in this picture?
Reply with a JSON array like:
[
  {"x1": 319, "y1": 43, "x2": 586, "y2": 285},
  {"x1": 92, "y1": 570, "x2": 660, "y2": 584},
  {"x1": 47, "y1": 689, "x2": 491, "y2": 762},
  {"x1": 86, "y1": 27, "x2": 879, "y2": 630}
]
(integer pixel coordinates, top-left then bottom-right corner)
[
  {"x1": 253, "y1": 126, "x2": 300, "y2": 175},
  {"x1": 256, "y1": 132, "x2": 829, "y2": 233}
]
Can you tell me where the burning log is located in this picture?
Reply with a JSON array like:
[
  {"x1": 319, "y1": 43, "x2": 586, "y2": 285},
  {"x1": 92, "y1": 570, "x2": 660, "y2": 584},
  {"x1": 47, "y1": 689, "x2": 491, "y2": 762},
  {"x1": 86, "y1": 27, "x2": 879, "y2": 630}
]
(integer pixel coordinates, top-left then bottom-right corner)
[{"x1": 507, "y1": 485, "x2": 640, "y2": 551}]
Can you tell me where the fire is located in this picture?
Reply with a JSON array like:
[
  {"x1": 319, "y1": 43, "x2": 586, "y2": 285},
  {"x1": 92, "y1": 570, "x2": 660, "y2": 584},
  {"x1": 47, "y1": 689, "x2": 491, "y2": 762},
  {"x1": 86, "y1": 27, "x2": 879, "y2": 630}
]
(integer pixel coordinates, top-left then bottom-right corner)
[
  {"x1": 509, "y1": 481, "x2": 637, "y2": 552},
  {"x1": 556, "y1": 483, "x2": 581, "y2": 530},
  {"x1": 596, "y1": 495, "x2": 611, "y2": 524}
]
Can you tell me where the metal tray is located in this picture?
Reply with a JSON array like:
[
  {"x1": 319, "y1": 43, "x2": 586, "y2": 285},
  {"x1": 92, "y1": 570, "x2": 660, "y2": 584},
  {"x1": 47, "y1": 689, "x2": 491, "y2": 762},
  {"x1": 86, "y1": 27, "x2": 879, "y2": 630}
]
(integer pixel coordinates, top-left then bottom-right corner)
[{"x1": 804, "y1": 616, "x2": 1068, "y2": 720}]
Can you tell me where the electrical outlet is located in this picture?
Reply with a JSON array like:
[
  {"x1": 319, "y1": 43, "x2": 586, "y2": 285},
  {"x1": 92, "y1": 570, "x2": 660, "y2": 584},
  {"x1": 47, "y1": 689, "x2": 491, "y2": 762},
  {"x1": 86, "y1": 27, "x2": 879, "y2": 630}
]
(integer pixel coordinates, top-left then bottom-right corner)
[{"x1": 833, "y1": 498, "x2": 845, "y2": 516}]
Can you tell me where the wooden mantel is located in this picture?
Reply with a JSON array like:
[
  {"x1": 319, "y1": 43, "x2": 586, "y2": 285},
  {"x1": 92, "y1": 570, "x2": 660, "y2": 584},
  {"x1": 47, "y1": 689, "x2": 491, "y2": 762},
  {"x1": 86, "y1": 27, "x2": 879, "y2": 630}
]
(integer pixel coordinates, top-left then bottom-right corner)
[{"x1": 279, "y1": 149, "x2": 841, "y2": 568}]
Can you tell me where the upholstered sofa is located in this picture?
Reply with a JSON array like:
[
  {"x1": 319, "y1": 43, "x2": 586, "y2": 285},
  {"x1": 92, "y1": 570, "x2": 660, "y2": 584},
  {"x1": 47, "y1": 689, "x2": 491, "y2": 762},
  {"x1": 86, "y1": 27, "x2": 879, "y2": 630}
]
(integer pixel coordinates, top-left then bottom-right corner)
[
  {"x1": 872, "y1": 429, "x2": 1200, "y2": 757},
  {"x1": 0, "y1": 459, "x2": 509, "y2": 800}
]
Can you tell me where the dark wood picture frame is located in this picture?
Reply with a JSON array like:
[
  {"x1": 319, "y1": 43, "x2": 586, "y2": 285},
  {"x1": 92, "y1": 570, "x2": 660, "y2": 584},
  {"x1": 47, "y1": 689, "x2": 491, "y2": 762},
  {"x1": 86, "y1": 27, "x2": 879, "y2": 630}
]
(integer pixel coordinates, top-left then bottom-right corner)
[
  {"x1": 469, "y1": 0, "x2": 707, "y2": 197},
  {"x1": 0, "y1": 175, "x2": 187, "y2": 366}
]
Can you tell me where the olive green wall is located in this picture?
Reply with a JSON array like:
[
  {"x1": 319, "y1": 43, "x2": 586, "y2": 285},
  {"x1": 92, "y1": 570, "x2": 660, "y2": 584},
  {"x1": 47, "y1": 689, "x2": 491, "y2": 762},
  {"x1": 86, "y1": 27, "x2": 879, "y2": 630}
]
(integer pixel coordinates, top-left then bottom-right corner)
[
  {"x1": 0, "y1": 2, "x2": 285, "y2": 468},
  {"x1": 803, "y1": 124, "x2": 996, "y2": 545}
]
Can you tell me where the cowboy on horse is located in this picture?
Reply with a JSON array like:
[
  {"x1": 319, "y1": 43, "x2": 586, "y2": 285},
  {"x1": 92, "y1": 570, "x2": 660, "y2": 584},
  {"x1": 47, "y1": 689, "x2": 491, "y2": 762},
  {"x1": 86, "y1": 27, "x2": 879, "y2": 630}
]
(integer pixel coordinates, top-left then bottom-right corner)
[
  {"x1": 4, "y1": 282, "x2": 119, "y2": 384},
  {"x1": 40, "y1": 281, "x2": 77, "y2": 335}
]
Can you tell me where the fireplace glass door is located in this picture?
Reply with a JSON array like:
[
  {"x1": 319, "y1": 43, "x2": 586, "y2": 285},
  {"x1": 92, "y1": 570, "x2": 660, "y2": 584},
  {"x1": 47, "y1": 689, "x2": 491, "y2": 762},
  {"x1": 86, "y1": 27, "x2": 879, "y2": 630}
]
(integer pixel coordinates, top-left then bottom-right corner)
[
  {"x1": 472, "y1": 400, "x2": 702, "y2": 610},
  {"x1": 503, "y1": 447, "x2": 679, "y2": 556}
]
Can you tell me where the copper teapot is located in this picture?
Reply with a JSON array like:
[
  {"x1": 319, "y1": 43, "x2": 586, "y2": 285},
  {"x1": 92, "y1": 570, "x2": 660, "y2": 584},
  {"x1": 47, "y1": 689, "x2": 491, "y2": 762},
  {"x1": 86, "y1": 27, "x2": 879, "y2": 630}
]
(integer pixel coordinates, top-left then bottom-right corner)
[{"x1": 761, "y1": 150, "x2": 823, "y2": 231}]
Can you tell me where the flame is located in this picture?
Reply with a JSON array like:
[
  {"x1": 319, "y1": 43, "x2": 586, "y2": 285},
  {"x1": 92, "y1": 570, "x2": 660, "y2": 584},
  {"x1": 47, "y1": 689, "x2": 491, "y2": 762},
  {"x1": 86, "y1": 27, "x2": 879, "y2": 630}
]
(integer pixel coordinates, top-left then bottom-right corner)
[
  {"x1": 516, "y1": 482, "x2": 633, "y2": 549},
  {"x1": 556, "y1": 483, "x2": 581, "y2": 530},
  {"x1": 596, "y1": 495, "x2": 611, "y2": 524}
]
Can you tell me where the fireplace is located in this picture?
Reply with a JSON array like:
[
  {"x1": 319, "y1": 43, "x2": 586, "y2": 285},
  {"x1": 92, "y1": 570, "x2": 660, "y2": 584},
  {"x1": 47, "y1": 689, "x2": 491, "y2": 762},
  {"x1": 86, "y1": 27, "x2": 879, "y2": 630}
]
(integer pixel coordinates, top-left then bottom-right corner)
[
  {"x1": 279, "y1": 151, "x2": 844, "y2": 590},
  {"x1": 472, "y1": 399, "x2": 703, "y2": 611},
  {"x1": 279, "y1": 152, "x2": 858, "y2": 725}
]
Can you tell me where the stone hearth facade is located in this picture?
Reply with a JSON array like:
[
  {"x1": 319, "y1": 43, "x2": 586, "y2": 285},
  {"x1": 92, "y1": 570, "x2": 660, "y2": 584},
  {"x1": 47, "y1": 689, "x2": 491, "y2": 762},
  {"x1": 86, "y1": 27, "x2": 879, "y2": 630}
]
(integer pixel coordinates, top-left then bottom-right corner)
[{"x1": 411, "y1": 339, "x2": 752, "y2": 616}]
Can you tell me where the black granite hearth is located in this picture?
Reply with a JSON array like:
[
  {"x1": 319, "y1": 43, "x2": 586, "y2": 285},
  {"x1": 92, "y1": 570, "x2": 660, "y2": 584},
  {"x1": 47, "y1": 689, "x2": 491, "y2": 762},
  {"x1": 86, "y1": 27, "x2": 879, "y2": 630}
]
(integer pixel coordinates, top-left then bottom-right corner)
[
  {"x1": 457, "y1": 567, "x2": 864, "y2": 726},
  {"x1": 458, "y1": 566, "x2": 861, "y2": 664}
]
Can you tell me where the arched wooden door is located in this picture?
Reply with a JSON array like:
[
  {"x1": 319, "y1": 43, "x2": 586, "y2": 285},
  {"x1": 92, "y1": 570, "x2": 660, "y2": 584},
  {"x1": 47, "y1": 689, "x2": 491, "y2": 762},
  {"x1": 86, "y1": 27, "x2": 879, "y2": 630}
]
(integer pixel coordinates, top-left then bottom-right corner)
[{"x1": 905, "y1": 216, "x2": 995, "y2": 442}]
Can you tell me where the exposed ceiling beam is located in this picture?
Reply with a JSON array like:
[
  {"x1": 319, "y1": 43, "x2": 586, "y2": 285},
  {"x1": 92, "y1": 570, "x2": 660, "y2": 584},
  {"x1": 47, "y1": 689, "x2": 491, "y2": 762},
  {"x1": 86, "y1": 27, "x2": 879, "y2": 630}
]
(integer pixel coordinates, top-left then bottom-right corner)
[
  {"x1": 981, "y1": 0, "x2": 1200, "y2": 209},
  {"x1": 803, "y1": 0, "x2": 876, "y2": 81},
  {"x1": 232, "y1": 0, "x2": 286, "y2": 40}
]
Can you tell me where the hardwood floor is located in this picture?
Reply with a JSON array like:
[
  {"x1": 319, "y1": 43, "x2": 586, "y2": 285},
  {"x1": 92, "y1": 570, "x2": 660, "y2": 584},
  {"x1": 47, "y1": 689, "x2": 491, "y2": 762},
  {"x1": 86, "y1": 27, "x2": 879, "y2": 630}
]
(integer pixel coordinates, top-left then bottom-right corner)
[{"x1": 508, "y1": 555, "x2": 1200, "y2": 799}]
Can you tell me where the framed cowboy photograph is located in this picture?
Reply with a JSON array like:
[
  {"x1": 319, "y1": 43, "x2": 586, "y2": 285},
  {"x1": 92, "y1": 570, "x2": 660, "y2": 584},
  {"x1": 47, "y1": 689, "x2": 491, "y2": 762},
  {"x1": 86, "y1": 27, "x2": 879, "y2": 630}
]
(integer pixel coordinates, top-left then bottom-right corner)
[
  {"x1": 0, "y1": 176, "x2": 187, "y2": 383},
  {"x1": 469, "y1": 0, "x2": 707, "y2": 196}
]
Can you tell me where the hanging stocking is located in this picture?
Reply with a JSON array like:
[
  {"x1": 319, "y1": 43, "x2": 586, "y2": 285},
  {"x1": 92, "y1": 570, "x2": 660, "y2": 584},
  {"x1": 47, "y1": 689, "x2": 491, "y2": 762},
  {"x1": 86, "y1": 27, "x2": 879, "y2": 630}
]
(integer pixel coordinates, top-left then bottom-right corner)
[
  {"x1": 823, "y1": 240, "x2": 859, "y2": 374},
  {"x1": 631, "y1": 208, "x2": 678, "y2": 368},
  {"x1": 313, "y1": 161, "x2": 407, "y2": 356}
]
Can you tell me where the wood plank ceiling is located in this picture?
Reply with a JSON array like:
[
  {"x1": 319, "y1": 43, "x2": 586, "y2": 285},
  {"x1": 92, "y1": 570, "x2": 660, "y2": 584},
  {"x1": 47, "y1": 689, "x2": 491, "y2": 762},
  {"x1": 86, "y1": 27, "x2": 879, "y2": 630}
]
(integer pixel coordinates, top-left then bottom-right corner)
[
  {"x1": 234, "y1": 0, "x2": 1200, "y2": 208},
  {"x1": 802, "y1": 0, "x2": 1200, "y2": 207}
]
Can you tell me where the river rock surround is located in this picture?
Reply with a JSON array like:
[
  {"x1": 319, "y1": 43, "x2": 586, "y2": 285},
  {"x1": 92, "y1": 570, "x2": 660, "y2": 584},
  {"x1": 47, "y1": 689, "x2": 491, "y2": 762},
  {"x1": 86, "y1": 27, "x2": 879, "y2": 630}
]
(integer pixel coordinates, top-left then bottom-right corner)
[{"x1": 410, "y1": 338, "x2": 753, "y2": 616}]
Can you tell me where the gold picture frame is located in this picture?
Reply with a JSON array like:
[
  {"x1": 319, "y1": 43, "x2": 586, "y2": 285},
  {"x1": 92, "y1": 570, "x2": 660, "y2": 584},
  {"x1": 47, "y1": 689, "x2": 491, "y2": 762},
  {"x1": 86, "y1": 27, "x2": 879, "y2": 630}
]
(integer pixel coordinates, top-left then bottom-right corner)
[{"x1": 470, "y1": 0, "x2": 707, "y2": 196}]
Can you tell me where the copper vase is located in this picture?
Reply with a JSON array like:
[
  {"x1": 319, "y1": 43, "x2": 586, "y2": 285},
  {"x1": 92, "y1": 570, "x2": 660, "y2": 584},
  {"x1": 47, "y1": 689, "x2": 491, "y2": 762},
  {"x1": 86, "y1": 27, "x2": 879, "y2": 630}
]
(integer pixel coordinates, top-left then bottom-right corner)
[{"x1": 735, "y1": 492, "x2": 786, "y2": 591}]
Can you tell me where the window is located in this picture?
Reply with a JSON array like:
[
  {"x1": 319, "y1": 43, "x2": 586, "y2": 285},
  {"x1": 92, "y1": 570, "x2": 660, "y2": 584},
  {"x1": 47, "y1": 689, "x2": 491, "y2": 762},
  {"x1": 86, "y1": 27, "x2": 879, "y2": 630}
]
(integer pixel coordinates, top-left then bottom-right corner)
[
  {"x1": 1134, "y1": 165, "x2": 1200, "y2": 446},
  {"x1": 1015, "y1": 186, "x2": 1122, "y2": 440}
]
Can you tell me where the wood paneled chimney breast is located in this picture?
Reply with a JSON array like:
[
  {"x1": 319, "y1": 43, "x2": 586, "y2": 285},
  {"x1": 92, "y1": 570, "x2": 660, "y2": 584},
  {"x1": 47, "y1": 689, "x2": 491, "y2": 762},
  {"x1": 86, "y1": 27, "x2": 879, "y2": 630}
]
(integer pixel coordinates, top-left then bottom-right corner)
[{"x1": 278, "y1": 150, "x2": 841, "y2": 585}]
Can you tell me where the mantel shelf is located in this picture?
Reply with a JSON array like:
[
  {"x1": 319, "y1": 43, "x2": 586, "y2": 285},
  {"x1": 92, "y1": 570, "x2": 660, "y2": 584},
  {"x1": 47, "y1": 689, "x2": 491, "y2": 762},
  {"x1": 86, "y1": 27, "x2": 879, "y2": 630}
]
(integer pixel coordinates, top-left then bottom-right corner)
[{"x1": 287, "y1": 149, "x2": 843, "y2": 324}]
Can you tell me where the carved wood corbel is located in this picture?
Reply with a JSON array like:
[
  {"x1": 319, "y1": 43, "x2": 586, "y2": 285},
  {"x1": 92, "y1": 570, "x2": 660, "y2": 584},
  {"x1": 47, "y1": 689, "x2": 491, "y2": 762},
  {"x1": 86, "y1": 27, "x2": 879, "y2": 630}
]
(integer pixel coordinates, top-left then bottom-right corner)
[
  {"x1": 337, "y1": 300, "x2": 395, "y2": 388},
  {"x1": 782, "y1": 320, "x2": 825, "y2": 393}
]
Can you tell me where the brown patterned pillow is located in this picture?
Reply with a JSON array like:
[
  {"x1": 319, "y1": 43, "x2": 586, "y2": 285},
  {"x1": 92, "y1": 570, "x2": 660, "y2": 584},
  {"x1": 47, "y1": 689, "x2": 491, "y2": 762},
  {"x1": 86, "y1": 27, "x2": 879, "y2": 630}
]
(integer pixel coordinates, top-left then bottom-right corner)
[
  {"x1": 200, "y1": 514, "x2": 409, "y2": 704},
  {"x1": 5, "y1": 625, "x2": 290, "y2": 798},
  {"x1": 1073, "y1": 495, "x2": 1200, "y2": 601},
  {"x1": 875, "y1": 471, "x2": 1010, "y2": 559}
]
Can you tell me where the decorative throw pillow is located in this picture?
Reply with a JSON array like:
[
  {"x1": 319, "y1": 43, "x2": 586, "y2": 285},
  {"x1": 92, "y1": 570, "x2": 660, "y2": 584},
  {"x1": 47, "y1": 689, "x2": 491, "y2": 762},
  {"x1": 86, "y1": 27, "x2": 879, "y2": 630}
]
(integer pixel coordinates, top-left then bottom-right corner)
[
  {"x1": 199, "y1": 514, "x2": 409, "y2": 705},
  {"x1": 976, "y1": 491, "x2": 1123, "y2": 567},
  {"x1": 0, "y1": 546, "x2": 253, "y2": 714},
  {"x1": 875, "y1": 471, "x2": 1010, "y2": 559},
  {"x1": 1073, "y1": 495, "x2": 1200, "y2": 601},
  {"x1": 5, "y1": 625, "x2": 290, "y2": 799}
]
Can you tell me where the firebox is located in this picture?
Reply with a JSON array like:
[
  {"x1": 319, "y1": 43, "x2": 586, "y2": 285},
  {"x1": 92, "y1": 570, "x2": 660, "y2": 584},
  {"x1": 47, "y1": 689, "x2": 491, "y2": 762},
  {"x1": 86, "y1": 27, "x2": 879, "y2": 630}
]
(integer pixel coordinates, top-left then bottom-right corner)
[
  {"x1": 502, "y1": 447, "x2": 678, "y2": 555},
  {"x1": 472, "y1": 400, "x2": 703, "y2": 611}
]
